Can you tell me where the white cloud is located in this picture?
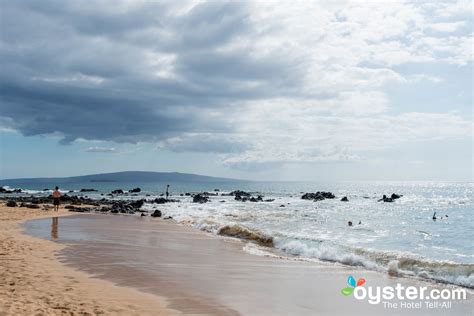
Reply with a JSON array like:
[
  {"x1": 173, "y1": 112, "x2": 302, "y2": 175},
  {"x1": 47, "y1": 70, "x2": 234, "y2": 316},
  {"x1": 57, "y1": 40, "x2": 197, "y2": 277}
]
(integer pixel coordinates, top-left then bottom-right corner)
[{"x1": 84, "y1": 146, "x2": 118, "y2": 153}]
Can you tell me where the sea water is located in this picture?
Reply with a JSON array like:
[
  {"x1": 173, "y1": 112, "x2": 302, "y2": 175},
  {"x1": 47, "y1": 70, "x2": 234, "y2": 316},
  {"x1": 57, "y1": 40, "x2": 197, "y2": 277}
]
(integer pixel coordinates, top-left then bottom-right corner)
[{"x1": 3, "y1": 180, "x2": 473, "y2": 288}]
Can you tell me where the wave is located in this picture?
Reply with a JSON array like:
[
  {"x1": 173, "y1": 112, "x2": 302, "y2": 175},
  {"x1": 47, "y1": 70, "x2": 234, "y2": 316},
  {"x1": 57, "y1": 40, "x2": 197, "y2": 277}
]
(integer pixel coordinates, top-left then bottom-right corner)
[
  {"x1": 171, "y1": 215, "x2": 473, "y2": 288},
  {"x1": 273, "y1": 239, "x2": 474, "y2": 289},
  {"x1": 218, "y1": 225, "x2": 274, "y2": 247}
]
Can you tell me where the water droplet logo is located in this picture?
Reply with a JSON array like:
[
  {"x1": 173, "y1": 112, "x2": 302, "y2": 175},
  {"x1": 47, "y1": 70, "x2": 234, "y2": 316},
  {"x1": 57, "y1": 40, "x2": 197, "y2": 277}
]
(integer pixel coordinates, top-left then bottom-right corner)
[{"x1": 341, "y1": 275, "x2": 365, "y2": 296}]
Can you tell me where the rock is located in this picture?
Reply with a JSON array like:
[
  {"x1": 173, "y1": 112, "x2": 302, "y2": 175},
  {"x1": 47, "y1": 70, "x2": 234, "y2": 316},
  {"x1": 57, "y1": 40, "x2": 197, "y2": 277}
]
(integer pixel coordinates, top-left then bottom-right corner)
[
  {"x1": 129, "y1": 199, "x2": 145, "y2": 209},
  {"x1": 25, "y1": 204, "x2": 40, "y2": 209},
  {"x1": 80, "y1": 189, "x2": 97, "y2": 192},
  {"x1": 151, "y1": 210, "x2": 162, "y2": 217},
  {"x1": 264, "y1": 199, "x2": 275, "y2": 202},
  {"x1": 279, "y1": 204, "x2": 285, "y2": 207},
  {"x1": 201, "y1": 191, "x2": 218, "y2": 196},
  {"x1": 0, "y1": 187, "x2": 21, "y2": 194},
  {"x1": 6, "y1": 200, "x2": 17, "y2": 207},
  {"x1": 249, "y1": 195, "x2": 264, "y2": 202},
  {"x1": 152, "y1": 198, "x2": 178, "y2": 204},
  {"x1": 43, "y1": 188, "x2": 49, "y2": 191},
  {"x1": 193, "y1": 194, "x2": 209, "y2": 203},
  {"x1": 141, "y1": 213, "x2": 147, "y2": 217},
  {"x1": 391, "y1": 193, "x2": 402, "y2": 200},
  {"x1": 64, "y1": 205, "x2": 76, "y2": 209},
  {"x1": 341, "y1": 196, "x2": 349, "y2": 202},
  {"x1": 129, "y1": 187, "x2": 141, "y2": 193},
  {"x1": 229, "y1": 190, "x2": 251, "y2": 197},
  {"x1": 301, "y1": 192, "x2": 335, "y2": 201},
  {"x1": 163, "y1": 216, "x2": 173, "y2": 220},
  {"x1": 214, "y1": 189, "x2": 220, "y2": 192},
  {"x1": 111, "y1": 189, "x2": 124, "y2": 194},
  {"x1": 378, "y1": 195, "x2": 394, "y2": 202}
]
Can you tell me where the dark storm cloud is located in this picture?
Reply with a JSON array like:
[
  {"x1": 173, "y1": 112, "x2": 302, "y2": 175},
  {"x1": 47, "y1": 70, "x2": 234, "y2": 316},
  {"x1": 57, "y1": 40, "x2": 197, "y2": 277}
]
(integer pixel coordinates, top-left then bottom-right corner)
[{"x1": 0, "y1": 0, "x2": 304, "y2": 147}]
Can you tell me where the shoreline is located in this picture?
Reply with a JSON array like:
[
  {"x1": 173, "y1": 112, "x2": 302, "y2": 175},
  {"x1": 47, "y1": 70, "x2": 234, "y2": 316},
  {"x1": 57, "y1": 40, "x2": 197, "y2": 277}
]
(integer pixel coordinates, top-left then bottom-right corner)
[
  {"x1": 0, "y1": 203, "x2": 180, "y2": 315},
  {"x1": 21, "y1": 210, "x2": 474, "y2": 315}
]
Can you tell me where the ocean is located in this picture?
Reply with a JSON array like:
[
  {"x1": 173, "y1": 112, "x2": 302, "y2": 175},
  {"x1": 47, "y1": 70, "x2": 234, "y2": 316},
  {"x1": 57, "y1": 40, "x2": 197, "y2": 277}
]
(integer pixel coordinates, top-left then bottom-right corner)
[{"x1": 3, "y1": 180, "x2": 473, "y2": 288}]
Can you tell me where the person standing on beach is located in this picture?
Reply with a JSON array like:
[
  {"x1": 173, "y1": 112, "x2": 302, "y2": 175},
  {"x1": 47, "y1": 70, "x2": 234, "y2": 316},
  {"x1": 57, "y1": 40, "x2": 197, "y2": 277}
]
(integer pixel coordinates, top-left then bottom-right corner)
[
  {"x1": 52, "y1": 186, "x2": 61, "y2": 211},
  {"x1": 165, "y1": 184, "x2": 170, "y2": 199}
]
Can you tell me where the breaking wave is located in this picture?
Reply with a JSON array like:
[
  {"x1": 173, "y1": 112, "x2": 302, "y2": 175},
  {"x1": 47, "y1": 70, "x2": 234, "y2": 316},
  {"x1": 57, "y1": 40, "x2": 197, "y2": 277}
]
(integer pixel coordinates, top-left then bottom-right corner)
[
  {"x1": 218, "y1": 224, "x2": 274, "y2": 247},
  {"x1": 272, "y1": 239, "x2": 474, "y2": 289}
]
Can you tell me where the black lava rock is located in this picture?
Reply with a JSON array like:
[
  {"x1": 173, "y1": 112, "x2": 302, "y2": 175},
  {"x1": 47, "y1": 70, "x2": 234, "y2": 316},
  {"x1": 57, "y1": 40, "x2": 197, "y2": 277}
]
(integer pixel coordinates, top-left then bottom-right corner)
[
  {"x1": 6, "y1": 200, "x2": 17, "y2": 207},
  {"x1": 151, "y1": 210, "x2": 162, "y2": 217},
  {"x1": 193, "y1": 194, "x2": 209, "y2": 203},
  {"x1": 301, "y1": 192, "x2": 335, "y2": 201}
]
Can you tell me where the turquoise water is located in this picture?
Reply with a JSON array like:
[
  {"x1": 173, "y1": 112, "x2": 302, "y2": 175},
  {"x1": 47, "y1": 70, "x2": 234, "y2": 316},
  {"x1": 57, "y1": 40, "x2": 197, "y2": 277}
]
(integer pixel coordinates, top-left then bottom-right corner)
[{"x1": 4, "y1": 180, "x2": 473, "y2": 287}]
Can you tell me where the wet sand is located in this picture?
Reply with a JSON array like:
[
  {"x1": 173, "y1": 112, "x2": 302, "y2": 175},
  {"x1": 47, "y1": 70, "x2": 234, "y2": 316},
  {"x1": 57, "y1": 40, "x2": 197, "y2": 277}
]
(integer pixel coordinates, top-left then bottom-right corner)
[
  {"x1": 25, "y1": 213, "x2": 473, "y2": 315},
  {"x1": 0, "y1": 204, "x2": 178, "y2": 315}
]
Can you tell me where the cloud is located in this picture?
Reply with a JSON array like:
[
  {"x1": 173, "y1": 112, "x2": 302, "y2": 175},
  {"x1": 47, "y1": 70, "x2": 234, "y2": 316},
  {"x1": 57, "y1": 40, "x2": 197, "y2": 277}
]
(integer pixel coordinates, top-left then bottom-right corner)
[
  {"x1": 0, "y1": 0, "x2": 472, "y2": 169},
  {"x1": 84, "y1": 146, "x2": 118, "y2": 153}
]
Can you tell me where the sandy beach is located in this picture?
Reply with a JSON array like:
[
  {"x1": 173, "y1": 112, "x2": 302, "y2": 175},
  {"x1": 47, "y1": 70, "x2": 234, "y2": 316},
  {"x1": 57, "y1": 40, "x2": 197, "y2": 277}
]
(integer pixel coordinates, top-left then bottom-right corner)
[
  {"x1": 0, "y1": 200, "x2": 468, "y2": 315},
  {"x1": 0, "y1": 203, "x2": 179, "y2": 316}
]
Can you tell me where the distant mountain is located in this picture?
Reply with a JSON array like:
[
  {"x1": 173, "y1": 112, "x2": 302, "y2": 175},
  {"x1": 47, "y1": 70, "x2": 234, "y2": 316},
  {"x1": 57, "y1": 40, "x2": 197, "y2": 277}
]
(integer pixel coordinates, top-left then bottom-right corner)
[{"x1": 0, "y1": 171, "x2": 245, "y2": 184}]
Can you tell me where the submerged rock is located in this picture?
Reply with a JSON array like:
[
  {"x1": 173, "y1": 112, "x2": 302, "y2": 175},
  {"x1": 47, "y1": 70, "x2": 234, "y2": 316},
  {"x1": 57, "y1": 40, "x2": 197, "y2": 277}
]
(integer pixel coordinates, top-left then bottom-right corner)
[{"x1": 80, "y1": 189, "x2": 97, "y2": 192}]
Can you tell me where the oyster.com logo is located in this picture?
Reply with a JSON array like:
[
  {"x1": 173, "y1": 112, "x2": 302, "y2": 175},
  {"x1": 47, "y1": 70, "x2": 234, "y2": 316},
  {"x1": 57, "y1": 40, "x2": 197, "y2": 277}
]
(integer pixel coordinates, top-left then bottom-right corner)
[
  {"x1": 340, "y1": 274, "x2": 466, "y2": 309},
  {"x1": 341, "y1": 275, "x2": 365, "y2": 296}
]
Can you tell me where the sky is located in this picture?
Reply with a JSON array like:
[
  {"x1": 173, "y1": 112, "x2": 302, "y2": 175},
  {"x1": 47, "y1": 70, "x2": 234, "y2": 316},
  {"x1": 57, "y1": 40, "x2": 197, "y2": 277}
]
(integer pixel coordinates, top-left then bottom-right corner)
[{"x1": 0, "y1": 0, "x2": 472, "y2": 181}]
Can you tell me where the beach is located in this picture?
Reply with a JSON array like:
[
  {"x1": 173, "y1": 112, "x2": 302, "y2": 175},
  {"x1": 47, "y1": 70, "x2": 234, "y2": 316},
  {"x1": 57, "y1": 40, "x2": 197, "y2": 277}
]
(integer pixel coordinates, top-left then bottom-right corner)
[
  {"x1": 0, "y1": 203, "x2": 179, "y2": 315},
  {"x1": 1, "y1": 200, "x2": 472, "y2": 315}
]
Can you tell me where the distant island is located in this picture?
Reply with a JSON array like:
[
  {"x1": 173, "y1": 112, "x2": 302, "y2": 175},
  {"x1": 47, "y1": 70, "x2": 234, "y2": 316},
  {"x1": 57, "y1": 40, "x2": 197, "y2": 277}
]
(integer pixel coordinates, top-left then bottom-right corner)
[{"x1": 0, "y1": 171, "x2": 245, "y2": 184}]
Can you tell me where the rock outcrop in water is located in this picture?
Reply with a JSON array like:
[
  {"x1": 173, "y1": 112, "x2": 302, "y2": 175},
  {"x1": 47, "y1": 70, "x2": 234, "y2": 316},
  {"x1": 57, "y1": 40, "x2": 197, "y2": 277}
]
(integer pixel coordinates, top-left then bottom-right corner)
[
  {"x1": 340, "y1": 196, "x2": 349, "y2": 202},
  {"x1": 111, "y1": 189, "x2": 124, "y2": 194},
  {"x1": 301, "y1": 192, "x2": 335, "y2": 201},
  {"x1": 192, "y1": 194, "x2": 209, "y2": 203},
  {"x1": 391, "y1": 193, "x2": 402, "y2": 200},
  {"x1": 151, "y1": 197, "x2": 179, "y2": 204},
  {"x1": 378, "y1": 194, "x2": 402, "y2": 203},
  {"x1": 128, "y1": 187, "x2": 141, "y2": 193},
  {"x1": 221, "y1": 190, "x2": 270, "y2": 202},
  {"x1": 80, "y1": 188, "x2": 97, "y2": 192},
  {"x1": 0, "y1": 187, "x2": 22, "y2": 194}
]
